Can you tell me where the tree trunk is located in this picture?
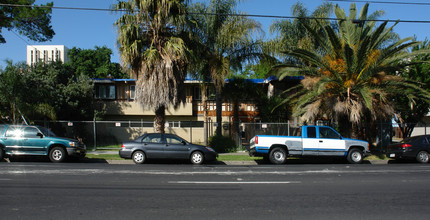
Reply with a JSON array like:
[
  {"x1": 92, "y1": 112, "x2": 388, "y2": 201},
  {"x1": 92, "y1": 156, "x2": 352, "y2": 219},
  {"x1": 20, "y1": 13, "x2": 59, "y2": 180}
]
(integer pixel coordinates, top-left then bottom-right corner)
[
  {"x1": 201, "y1": 84, "x2": 208, "y2": 145},
  {"x1": 232, "y1": 100, "x2": 240, "y2": 145},
  {"x1": 216, "y1": 90, "x2": 222, "y2": 136},
  {"x1": 154, "y1": 105, "x2": 165, "y2": 133}
]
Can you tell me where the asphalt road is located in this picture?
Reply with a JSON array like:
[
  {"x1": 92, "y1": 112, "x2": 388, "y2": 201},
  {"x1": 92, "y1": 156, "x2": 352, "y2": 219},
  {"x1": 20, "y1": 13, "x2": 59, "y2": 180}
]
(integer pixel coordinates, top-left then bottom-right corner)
[{"x1": 1, "y1": 162, "x2": 429, "y2": 220}]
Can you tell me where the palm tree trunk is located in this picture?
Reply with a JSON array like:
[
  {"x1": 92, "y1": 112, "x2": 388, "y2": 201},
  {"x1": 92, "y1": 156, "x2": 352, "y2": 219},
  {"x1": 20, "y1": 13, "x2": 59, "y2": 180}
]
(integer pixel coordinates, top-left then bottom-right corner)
[
  {"x1": 216, "y1": 90, "x2": 222, "y2": 136},
  {"x1": 232, "y1": 100, "x2": 240, "y2": 144},
  {"x1": 154, "y1": 105, "x2": 165, "y2": 133},
  {"x1": 201, "y1": 84, "x2": 208, "y2": 145}
]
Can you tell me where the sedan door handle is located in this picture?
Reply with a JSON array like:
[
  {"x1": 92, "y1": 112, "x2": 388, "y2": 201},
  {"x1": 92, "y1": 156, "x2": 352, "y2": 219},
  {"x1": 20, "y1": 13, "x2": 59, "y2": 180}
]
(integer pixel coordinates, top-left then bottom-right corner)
[{"x1": 319, "y1": 140, "x2": 323, "y2": 143}]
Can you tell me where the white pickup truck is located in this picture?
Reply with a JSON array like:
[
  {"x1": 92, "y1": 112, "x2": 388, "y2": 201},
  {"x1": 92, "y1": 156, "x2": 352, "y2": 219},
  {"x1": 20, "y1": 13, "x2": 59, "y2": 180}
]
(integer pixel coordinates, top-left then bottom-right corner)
[{"x1": 249, "y1": 126, "x2": 369, "y2": 164}]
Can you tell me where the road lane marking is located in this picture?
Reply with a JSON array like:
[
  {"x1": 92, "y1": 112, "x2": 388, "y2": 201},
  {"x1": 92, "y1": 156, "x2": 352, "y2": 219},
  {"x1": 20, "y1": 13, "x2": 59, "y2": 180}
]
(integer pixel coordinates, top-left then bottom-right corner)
[
  {"x1": 1, "y1": 169, "x2": 430, "y2": 175},
  {"x1": 169, "y1": 181, "x2": 301, "y2": 184}
]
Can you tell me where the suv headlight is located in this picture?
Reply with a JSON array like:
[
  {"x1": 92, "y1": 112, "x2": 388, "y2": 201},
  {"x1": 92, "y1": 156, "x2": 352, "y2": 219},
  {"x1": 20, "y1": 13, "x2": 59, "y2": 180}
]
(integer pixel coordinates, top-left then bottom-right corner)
[{"x1": 69, "y1": 142, "x2": 77, "y2": 147}]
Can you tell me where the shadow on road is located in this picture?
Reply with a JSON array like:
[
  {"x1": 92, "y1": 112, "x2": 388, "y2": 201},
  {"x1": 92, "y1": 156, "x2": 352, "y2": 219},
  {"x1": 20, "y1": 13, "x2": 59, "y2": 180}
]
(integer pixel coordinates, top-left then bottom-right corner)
[
  {"x1": 1, "y1": 156, "x2": 109, "y2": 164},
  {"x1": 253, "y1": 157, "x2": 373, "y2": 165}
]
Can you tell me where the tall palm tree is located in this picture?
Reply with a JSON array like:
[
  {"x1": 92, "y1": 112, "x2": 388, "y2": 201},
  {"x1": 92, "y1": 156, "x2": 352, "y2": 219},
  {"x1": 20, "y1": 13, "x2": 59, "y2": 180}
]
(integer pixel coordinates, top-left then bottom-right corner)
[
  {"x1": 113, "y1": 0, "x2": 191, "y2": 133},
  {"x1": 187, "y1": 0, "x2": 263, "y2": 143},
  {"x1": 275, "y1": 3, "x2": 430, "y2": 138},
  {"x1": 267, "y1": 2, "x2": 334, "y2": 63}
]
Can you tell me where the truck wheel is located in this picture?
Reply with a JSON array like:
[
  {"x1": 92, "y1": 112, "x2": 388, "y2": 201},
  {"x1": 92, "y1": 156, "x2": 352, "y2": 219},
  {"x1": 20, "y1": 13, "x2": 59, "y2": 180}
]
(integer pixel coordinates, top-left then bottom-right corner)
[
  {"x1": 269, "y1": 147, "x2": 287, "y2": 164},
  {"x1": 416, "y1": 151, "x2": 429, "y2": 163},
  {"x1": 347, "y1": 148, "x2": 363, "y2": 164}
]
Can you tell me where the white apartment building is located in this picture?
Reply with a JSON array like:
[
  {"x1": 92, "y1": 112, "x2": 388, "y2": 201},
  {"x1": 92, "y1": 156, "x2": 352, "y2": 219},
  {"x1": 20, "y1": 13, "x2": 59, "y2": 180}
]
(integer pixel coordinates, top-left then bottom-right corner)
[{"x1": 26, "y1": 45, "x2": 70, "y2": 66}]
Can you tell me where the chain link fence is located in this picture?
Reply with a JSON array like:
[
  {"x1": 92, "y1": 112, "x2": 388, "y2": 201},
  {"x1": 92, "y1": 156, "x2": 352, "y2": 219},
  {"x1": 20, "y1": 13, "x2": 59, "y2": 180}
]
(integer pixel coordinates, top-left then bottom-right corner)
[{"x1": 33, "y1": 120, "x2": 430, "y2": 152}]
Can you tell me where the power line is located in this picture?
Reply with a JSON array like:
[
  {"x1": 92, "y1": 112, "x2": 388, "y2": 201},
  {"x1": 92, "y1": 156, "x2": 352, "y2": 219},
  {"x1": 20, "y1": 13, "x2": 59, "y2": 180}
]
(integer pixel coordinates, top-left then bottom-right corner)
[
  {"x1": 2, "y1": 3, "x2": 430, "y2": 24},
  {"x1": 9, "y1": 30, "x2": 37, "y2": 50},
  {"x1": 328, "y1": 0, "x2": 430, "y2": 6}
]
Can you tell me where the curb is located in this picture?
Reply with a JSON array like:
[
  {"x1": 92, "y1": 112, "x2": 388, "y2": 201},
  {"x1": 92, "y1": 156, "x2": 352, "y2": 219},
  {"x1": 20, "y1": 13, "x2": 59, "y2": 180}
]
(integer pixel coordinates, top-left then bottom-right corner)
[{"x1": 102, "y1": 159, "x2": 387, "y2": 165}]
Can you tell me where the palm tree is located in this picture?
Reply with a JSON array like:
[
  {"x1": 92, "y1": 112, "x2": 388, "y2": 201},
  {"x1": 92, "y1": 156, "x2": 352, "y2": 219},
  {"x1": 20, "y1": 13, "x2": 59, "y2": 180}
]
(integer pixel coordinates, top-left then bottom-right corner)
[
  {"x1": 393, "y1": 40, "x2": 430, "y2": 138},
  {"x1": 187, "y1": 0, "x2": 263, "y2": 143},
  {"x1": 267, "y1": 2, "x2": 334, "y2": 63},
  {"x1": 113, "y1": 0, "x2": 191, "y2": 133},
  {"x1": 274, "y1": 3, "x2": 430, "y2": 139}
]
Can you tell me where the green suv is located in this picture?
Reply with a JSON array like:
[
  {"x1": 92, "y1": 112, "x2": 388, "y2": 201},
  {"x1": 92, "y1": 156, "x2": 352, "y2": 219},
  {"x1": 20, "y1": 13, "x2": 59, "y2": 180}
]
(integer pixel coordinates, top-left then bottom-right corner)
[{"x1": 0, "y1": 124, "x2": 86, "y2": 162}]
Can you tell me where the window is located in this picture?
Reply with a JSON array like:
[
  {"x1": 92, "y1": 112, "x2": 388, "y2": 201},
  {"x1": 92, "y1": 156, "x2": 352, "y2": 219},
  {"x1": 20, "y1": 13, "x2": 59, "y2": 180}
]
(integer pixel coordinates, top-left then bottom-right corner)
[
  {"x1": 5, "y1": 126, "x2": 24, "y2": 137},
  {"x1": 319, "y1": 127, "x2": 340, "y2": 139},
  {"x1": 168, "y1": 121, "x2": 180, "y2": 128},
  {"x1": 95, "y1": 85, "x2": 115, "y2": 99},
  {"x1": 116, "y1": 85, "x2": 126, "y2": 100},
  {"x1": 142, "y1": 134, "x2": 162, "y2": 143},
  {"x1": 130, "y1": 85, "x2": 135, "y2": 100},
  {"x1": 193, "y1": 87, "x2": 201, "y2": 100},
  {"x1": 307, "y1": 127, "x2": 316, "y2": 138},
  {"x1": 23, "y1": 127, "x2": 40, "y2": 138},
  {"x1": 166, "y1": 135, "x2": 184, "y2": 144}
]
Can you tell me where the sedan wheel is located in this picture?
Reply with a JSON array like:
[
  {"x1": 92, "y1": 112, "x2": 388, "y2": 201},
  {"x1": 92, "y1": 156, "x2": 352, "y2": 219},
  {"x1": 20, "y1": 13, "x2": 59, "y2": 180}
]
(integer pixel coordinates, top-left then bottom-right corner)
[
  {"x1": 416, "y1": 151, "x2": 429, "y2": 163},
  {"x1": 190, "y1": 151, "x2": 204, "y2": 165},
  {"x1": 132, "y1": 151, "x2": 146, "y2": 164}
]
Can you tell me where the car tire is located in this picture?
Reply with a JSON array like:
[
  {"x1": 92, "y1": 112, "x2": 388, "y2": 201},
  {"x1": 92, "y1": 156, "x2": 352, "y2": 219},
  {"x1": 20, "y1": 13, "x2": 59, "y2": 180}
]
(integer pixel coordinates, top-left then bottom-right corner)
[
  {"x1": 49, "y1": 147, "x2": 67, "y2": 163},
  {"x1": 0, "y1": 148, "x2": 4, "y2": 161},
  {"x1": 416, "y1": 151, "x2": 429, "y2": 163},
  {"x1": 347, "y1": 148, "x2": 363, "y2": 164},
  {"x1": 132, "y1": 151, "x2": 146, "y2": 164},
  {"x1": 269, "y1": 147, "x2": 287, "y2": 164},
  {"x1": 190, "y1": 151, "x2": 204, "y2": 165}
]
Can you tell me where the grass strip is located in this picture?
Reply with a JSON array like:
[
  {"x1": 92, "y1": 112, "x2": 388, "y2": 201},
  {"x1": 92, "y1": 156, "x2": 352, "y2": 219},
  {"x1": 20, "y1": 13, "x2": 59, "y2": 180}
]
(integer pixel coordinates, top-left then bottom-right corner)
[{"x1": 85, "y1": 153, "x2": 388, "y2": 161}]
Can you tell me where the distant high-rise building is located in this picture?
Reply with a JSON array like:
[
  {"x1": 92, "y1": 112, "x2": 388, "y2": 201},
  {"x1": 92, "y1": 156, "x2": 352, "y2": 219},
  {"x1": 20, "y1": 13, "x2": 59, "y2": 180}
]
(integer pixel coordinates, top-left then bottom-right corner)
[{"x1": 26, "y1": 45, "x2": 69, "y2": 66}]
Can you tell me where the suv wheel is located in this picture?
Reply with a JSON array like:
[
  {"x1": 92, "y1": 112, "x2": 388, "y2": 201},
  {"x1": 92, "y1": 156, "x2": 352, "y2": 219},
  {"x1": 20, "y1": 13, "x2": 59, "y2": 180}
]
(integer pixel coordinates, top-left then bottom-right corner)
[
  {"x1": 0, "y1": 148, "x2": 4, "y2": 161},
  {"x1": 49, "y1": 147, "x2": 66, "y2": 163}
]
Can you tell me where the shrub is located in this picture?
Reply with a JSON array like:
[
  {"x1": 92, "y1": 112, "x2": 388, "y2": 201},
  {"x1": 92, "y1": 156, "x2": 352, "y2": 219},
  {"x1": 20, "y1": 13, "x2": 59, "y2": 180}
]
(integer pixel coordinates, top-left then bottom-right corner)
[{"x1": 208, "y1": 135, "x2": 237, "y2": 153}]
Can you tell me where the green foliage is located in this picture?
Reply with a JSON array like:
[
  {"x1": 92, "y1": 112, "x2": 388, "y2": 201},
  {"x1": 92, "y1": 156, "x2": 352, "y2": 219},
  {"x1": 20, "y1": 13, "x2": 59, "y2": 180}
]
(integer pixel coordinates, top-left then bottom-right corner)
[
  {"x1": 241, "y1": 62, "x2": 272, "y2": 79},
  {"x1": 113, "y1": 0, "x2": 191, "y2": 133},
  {"x1": 393, "y1": 40, "x2": 430, "y2": 138},
  {"x1": 0, "y1": 0, "x2": 54, "y2": 43},
  {"x1": 187, "y1": 0, "x2": 264, "y2": 88},
  {"x1": 0, "y1": 61, "x2": 94, "y2": 123},
  {"x1": 208, "y1": 135, "x2": 237, "y2": 153},
  {"x1": 66, "y1": 46, "x2": 127, "y2": 79},
  {"x1": 273, "y1": 3, "x2": 430, "y2": 139}
]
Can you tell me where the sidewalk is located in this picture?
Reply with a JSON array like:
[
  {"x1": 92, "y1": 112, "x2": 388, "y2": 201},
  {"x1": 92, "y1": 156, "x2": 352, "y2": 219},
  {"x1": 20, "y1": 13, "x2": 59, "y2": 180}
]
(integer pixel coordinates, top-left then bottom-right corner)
[{"x1": 87, "y1": 150, "x2": 389, "y2": 165}]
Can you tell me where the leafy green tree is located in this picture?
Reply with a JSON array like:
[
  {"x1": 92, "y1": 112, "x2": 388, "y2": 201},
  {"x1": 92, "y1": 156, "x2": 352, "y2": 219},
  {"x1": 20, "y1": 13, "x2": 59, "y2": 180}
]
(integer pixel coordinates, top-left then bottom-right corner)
[
  {"x1": 22, "y1": 62, "x2": 94, "y2": 121},
  {"x1": 274, "y1": 3, "x2": 430, "y2": 139},
  {"x1": 113, "y1": 0, "x2": 191, "y2": 133},
  {"x1": 0, "y1": 0, "x2": 54, "y2": 43},
  {"x1": 393, "y1": 40, "x2": 430, "y2": 138},
  {"x1": 0, "y1": 61, "x2": 94, "y2": 123},
  {"x1": 66, "y1": 46, "x2": 127, "y2": 79},
  {"x1": 188, "y1": 0, "x2": 264, "y2": 142},
  {"x1": 0, "y1": 61, "x2": 56, "y2": 123}
]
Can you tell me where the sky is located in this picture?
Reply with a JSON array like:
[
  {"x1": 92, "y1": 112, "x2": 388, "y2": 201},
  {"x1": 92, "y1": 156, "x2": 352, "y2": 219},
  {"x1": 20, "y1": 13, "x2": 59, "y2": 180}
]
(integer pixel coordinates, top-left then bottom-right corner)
[{"x1": 1, "y1": 0, "x2": 430, "y2": 67}]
